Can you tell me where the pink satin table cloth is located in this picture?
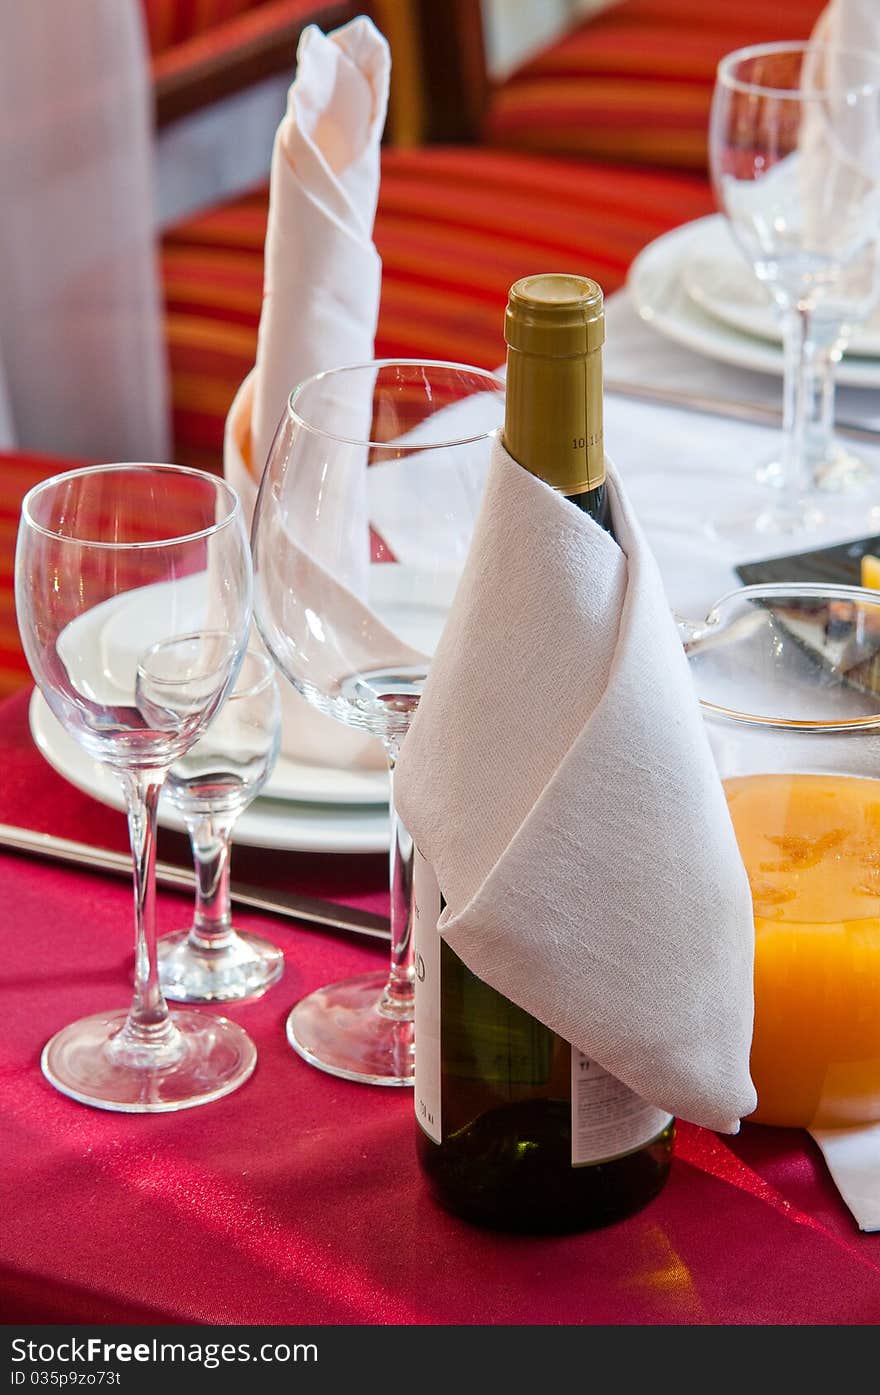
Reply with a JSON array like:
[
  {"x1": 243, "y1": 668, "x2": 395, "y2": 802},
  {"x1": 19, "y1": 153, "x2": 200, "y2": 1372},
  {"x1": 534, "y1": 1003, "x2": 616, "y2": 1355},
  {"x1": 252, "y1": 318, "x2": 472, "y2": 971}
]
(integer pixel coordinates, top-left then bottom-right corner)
[{"x1": 2, "y1": 679, "x2": 880, "y2": 1325}]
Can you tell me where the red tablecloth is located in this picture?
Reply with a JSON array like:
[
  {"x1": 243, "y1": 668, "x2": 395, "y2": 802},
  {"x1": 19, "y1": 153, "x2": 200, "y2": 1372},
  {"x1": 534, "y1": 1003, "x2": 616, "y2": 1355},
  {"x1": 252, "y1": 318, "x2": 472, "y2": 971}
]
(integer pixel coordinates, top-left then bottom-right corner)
[{"x1": 2, "y1": 685, "x2": 880, "y2": 1325}]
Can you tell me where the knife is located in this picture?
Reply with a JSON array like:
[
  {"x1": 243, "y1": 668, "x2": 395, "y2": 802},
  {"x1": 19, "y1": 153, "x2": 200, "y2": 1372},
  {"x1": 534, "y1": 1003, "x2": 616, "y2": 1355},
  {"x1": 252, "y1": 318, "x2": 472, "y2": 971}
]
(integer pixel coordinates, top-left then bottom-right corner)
[
  {"x1": 0, "y1": 821, "x2": 391, "y2": 941},
  {"x1": 604, "y1": 377, "x2": 880, "y2": 444}
]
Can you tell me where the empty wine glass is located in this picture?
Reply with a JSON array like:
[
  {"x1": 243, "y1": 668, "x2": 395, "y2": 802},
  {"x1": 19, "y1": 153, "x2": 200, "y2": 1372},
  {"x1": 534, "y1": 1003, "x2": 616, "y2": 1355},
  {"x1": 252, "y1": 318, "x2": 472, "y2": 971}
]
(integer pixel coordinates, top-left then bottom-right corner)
[
  {"x1": 15, "y1": 463, "x2": 253, "y2": 1112},
  {"x1": 708, "y1": 41, "x2": 880, "y2": 536},
  {"x1": 252, "y1": 359, "x2": 505, "y2": 1086},
  {"x1": 158, "y1": 646, "x2": 283, "y2": 1003}
]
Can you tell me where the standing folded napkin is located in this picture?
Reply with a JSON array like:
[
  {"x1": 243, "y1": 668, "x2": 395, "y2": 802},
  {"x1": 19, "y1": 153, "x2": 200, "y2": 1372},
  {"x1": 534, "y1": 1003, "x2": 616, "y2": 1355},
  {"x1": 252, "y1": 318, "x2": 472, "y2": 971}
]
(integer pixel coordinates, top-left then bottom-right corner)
[
  {"x1": 394, "y1": 441, "x2": 756, "y2": 1132},
  {"x1": 223, "y1": 15, "x2": 390, "y2": 770},
  {"x1": 225, "y1": 15, "x2": 390, "y2": 518}
]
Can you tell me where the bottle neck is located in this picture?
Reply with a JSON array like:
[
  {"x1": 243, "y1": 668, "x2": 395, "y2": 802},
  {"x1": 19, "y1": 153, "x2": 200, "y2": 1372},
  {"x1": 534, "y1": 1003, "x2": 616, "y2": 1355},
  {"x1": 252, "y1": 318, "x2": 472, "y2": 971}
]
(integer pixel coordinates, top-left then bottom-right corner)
[{"x1": 503, "y1": 344, "x2": 604, "y2": 497}]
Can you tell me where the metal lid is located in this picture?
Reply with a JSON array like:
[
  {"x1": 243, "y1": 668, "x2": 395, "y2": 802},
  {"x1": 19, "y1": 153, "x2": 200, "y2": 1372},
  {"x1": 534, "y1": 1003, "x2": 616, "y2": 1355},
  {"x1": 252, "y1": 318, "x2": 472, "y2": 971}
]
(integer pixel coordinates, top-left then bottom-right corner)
[{"x1": 505, "y1": 273, "x2": 605, "y2": 356}]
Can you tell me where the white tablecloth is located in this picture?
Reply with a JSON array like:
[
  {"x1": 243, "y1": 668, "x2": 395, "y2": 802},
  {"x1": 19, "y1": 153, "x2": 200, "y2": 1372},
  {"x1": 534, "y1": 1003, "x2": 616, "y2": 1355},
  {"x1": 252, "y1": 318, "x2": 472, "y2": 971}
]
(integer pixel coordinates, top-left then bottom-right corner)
[{"x1": 602, "y1": 289, "x2": 880, "y2": 628}]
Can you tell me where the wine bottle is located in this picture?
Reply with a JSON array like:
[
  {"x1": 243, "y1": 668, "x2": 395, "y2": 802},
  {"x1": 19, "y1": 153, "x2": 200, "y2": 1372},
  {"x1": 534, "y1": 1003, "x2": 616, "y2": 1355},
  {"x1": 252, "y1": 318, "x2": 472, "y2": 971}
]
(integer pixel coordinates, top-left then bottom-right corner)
[{"x1": 413, "y1": 273, "x2": 675, "y2": 1233}]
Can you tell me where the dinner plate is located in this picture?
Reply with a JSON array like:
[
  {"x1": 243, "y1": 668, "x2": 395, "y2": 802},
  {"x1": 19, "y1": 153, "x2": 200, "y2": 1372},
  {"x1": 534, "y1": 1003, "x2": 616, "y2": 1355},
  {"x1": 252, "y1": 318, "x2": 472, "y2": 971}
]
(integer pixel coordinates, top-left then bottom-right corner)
[
  {"x1": 29, "y1": 689, "x2": 391, "y2": 854},
  {"x1": 679, "y1": 215, "x2": 880, "y2": 356},
  {"x1": 627, "y1": 216, "x2": 880, "y2": 388},
  {"x1": 48, "y1": 576, "x2": 391, "y2": 808}
]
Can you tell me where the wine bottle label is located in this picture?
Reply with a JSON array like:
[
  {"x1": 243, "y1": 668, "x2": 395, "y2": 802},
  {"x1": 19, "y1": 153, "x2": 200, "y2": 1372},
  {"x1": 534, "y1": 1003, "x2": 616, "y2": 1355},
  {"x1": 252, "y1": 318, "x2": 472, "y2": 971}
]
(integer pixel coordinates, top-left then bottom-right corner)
[
  {"x1": 413, "y1": 846, "x2": 442, "y2": 1144},
  {"x1": 415, "y1": 847, "x2": 672, "y2": 1164},
  {"x1": 571, "y1": 1052, "x2": 673, "y2": 1166}
]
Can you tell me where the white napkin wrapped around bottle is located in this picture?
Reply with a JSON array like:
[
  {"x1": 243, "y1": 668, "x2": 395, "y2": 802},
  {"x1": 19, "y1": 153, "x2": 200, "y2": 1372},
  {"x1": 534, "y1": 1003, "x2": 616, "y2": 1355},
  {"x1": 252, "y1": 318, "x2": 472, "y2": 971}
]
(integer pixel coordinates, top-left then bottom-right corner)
[
  {"x1": 223, "y1": 14, "x2": 390, "y2": 769},
  {"x1": 394, "y1": 440, "x2": 757, "y2": 1133}
]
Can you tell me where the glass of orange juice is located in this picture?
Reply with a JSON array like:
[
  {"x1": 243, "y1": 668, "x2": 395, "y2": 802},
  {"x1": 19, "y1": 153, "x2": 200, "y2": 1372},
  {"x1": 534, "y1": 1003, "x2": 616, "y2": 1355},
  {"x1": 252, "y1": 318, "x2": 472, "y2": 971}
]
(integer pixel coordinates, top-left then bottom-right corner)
[{"x1": 684, "y1": 582, "x2": 880, "y2": 1129}]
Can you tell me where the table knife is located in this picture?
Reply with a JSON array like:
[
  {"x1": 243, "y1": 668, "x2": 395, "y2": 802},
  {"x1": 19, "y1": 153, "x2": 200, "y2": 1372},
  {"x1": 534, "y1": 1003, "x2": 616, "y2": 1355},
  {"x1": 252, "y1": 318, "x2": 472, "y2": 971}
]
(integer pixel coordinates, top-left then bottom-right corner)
[
  {"x1": 0, "y1": 821, "x2": 390, "y2": 941},
  {"x1": 604, "y1": 377, "x2": 880, "y2": 443}
]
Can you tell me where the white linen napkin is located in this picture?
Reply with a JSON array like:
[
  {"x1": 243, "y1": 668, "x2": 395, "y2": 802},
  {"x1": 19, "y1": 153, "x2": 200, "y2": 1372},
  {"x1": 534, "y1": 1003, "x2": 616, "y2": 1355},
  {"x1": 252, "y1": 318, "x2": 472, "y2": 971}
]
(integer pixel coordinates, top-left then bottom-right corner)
[
  {"x1": 224, "y1": 15, "x2": 390, "y2": 517},
  {"x1": 394, "y1": 440, "x2": 757, "y2": 1133},
  {"x1": 810, "y1": 1126, "x2": 880, "y2": 1231},
  {"x1": 223, "y1": 15, "x2": 390, "y2": 770}
]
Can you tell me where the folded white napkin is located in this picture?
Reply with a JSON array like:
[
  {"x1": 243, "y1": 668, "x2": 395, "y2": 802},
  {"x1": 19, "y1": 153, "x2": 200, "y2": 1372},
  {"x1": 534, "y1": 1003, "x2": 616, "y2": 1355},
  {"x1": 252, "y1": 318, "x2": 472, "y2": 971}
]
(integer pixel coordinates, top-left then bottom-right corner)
[
  {"x1": 224, "y1": 15, "x2": 390, "y2": 516},
  {"x1": 394, "y1": 440, "x2": 757, "y2": 1133},
  {"x1": 224, "y1": 15, "x2": 390, "y2": 770},
  {"x1": 810, "y1": 1125, "x2": 880, "y2": 1231}
]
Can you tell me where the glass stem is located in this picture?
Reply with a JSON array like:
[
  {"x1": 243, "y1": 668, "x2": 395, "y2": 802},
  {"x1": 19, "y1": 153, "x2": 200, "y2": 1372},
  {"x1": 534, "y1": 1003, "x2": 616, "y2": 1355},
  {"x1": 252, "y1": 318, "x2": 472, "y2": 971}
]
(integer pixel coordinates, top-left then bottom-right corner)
[
  {"x1": 817, "y1": 341, "x2": 837, "y2": 469},
  {"x1": 380, "y1": 750, "x2": 414, "y2": 1022},
  {"x1": 188, "y1": 815, "x2": 235, "y2": 950},
  {"x1": 802, "y1": 316, "x2": 847, "y2": 485},
  {"x1": 111, "y1": 769, "x2": 182, "y2": 1064},
  {"x1": 779, "y1": 304, "x2": 815, "y2": 523}
]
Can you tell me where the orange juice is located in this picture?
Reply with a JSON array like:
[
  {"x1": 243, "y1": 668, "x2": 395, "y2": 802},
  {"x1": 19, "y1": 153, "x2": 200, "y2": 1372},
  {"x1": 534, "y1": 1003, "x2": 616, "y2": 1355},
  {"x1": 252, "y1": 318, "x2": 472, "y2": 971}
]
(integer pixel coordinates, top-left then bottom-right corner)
[{"x1": 725, "y1": 772, "x2": 880, "y2": 1127}]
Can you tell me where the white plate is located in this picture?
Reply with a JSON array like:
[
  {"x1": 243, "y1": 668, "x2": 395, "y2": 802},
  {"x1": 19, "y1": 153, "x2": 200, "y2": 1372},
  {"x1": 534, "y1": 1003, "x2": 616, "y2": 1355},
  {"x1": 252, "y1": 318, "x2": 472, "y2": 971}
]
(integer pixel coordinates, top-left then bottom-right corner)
[
  {"x1": 266, "y1": 750, "x2": 387, "y2": 806},
  {"x1": 627, "y1": 216, "x2": 880, "y2": 388},
  {"x1": 29, "y1": 689, "x2": 391, "y2": 854},
  {"x1": 52, "y1": 576, "x2": 390, "y2": 809},
  {"x1": 679, "y1": 215, "x2": 880, "y2": 356}
]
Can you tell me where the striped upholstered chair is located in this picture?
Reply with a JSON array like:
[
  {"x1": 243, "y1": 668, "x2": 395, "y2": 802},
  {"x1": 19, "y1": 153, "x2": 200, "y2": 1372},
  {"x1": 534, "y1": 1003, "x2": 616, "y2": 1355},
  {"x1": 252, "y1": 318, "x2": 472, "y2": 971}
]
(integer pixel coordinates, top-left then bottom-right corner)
[
  {"x1": 159, "y1": 2, "x2": 688, "y2": 470},
  {"x1": 485, "y1": 0, "x2": 827, "y2": 170},
  {"x1": 0, "y1": 1, "x2": 825, "y2": 696},
  {"x1": 144, "y1": 0, "x2": 354, "y2": 129},
  {"x1": 159, "y1": 0, "x2": 829, "y2": 471}
]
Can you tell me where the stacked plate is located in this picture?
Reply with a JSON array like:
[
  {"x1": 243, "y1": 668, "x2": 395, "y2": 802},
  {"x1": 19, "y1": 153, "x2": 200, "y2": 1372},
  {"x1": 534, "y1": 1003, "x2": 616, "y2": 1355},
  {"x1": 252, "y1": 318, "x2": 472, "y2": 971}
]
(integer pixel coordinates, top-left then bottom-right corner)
[
  {"x1": 627, "y1": 214, "x2": 880, "y2": 389},
  {"x1": 29, "y1": 691, "x2": 391, "y2": 855}
]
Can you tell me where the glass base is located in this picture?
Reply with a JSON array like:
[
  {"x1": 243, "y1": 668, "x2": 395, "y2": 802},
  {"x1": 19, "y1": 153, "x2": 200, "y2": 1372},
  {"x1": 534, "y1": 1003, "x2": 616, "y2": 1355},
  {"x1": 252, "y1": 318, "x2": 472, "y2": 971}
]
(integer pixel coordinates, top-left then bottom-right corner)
[
  {"x1": 285, "y1": 969, "x2": 414, "y2": 1087},
  {"x1": 41, "y1": 1008, "x2": 257, "y2": 1112},
  {"x1": 707, "y1": 486, "x2": 880, "y2": 544},
  {"x1": 812, "y1": 444, "x2": 874, "y2": 495},
  {"x1": 158, "y1": 927, "x2": 283, "y2": 1003},
  {"x1": 705, "y1": 496, "x2": 827, "y2": 542},
  {"x1": 756, "y1": 443, "x2": 874, "y2": 495}
]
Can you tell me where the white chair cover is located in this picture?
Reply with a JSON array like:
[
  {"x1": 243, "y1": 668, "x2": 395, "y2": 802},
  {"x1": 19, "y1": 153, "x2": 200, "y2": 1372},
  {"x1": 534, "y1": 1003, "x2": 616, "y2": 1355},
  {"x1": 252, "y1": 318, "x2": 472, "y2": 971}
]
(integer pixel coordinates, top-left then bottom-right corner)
[{"x1": 0, "y1": 0, "x2": 170, "y2": 461}]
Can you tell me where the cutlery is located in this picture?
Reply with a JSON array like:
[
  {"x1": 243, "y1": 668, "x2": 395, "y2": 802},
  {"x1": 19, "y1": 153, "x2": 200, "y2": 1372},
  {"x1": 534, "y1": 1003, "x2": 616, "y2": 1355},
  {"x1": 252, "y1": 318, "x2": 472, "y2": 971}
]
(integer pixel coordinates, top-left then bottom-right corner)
[
  {"x1": 0, "y1": 822, "x2": 391, "y2": 941},
  {"x1": 604, "y1": 377, "x2": 880, "y2": 444}
]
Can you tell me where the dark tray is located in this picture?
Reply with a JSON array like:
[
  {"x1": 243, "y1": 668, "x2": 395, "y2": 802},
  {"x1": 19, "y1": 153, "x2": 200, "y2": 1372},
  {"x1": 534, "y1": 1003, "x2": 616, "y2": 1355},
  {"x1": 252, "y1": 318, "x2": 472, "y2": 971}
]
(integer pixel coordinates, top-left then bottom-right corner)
[
  {"x1": 733, "y1": 535, "x2": 880, "y2": 702},
  {"x1": 735, "y1": 534, "x2": 880, "y2": 588}
]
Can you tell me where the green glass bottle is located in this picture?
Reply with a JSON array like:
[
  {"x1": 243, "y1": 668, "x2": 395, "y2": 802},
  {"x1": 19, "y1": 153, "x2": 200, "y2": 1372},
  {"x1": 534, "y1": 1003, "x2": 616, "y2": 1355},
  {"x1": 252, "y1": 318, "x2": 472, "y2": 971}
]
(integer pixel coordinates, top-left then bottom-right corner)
[{"x1": 413, "y1": 274, "x2": 675, "y2": 1233}]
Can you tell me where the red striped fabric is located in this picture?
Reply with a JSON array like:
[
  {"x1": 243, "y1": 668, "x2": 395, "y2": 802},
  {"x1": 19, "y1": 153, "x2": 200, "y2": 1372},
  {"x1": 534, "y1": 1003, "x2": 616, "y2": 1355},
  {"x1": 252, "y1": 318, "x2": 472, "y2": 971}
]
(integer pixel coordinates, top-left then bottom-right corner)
[
  {"x1": 140, "y1": 0, "x2": 274, "y2": 57},
  {"x1": 5, "y1": 149, "x2": 712, "y2": 695},
  {"x1": 160, "y1": 146, "x2": 714, "y2": 475},
  {"x1": 0, "y1": 453, "x2": 93, "y2": 699},
  {"x1": 374, "y1": 148, "x2": 714, "y2": 361},
  {"x1": 486, "y1": 0, "x2": 826, "y2": 171}
]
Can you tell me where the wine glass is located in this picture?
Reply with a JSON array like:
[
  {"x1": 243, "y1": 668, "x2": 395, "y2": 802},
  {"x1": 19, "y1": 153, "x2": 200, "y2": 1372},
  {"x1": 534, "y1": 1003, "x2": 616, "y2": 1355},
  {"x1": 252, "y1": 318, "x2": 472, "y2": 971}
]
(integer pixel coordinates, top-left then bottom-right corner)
[
  {"x1": 157, "y1": 646, "x2": 284, "y2": 1003},
  {"x1": 252, "y1": 359, "x2": 505, "y2": 1086},
  {"x1": 708, "y1": 41, "x2": 880, "y2": 536},
  {"x1": 15, "y1": 463, "x2": 253, "y2": 1112}
]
